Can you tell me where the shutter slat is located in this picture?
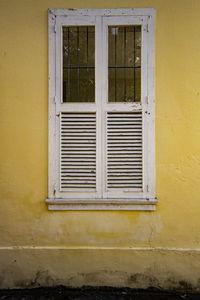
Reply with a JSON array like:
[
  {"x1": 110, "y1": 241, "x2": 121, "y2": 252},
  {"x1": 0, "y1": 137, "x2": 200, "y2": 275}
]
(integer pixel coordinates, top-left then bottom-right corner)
[
  {"x1": 60, "y1": 113, "x2": 96, "y2": 190},
  {"x1": 61, "y1": 164, "x2": 96, "y2": 167},
  {"x1": 61, "y1": 149, "x2": 95, "y2": 151},
  {"x1": 62, "y1": 158, "x2": 95, "y2": 161},
  {"x1": 108, "y1": 149, "x2": 142, "y2": 152},
  {"x1": 108, "y1": 179, "x2": 142, "y2": 183},
  {"x1": 61, "y1": 171, "x2": 96, "y2": 174},
  {"x1": 107, "y1": 122, "x2": 142, "y2": 126},
  {"x1": 61, "y1": 151, "x2": 96, "y2": 154},
  {"x1": 108, "y1": 172, "x2": 142, "y2": 175},
  {"x1": 108, "y1": 167, "x2": 142, "y2": 170},
  {"x1": 107, "y1": 112, "x2": 143, "y2": 189},
  {"x1": 61, "y1": 129, "x2": 96, "y2": 133},
  {"x1": 61, "y1": 154, "x2": 96, "y2": 157},
  {"x1": 108, "y1": 144, "x2": 141, "y2": 147},
  {"x1": 108, "y1": 131, "x2": 142, "y2": 134},
  {"x1": 108, "y1": 153, "x2": 142, "y2": 156},
  {"x1": 62, "y1": 143, "x2": 95, "y2": 146},
  {"x1": 108, "y1": 162, "x2": 142, "y2": 165},
  {"x1": 108, "y1": 185, "x2": 142, "y2": 188},
  {"x1": 108, "y1": 158, "x2": 142, "y2": 161},
  {"x1": 61, "y1": 134, "x2": 95, "y2": 137},
  {"x1": 61, "y1": 142, "x2": 96, "y2": 144},
  {"x1": 108, "y1": 139, "x2": 142, "y2": 142},
  {"x1": 61, "y1": 136, "x2": 96, "y2": 140},
  {"x1": 107, "y1": 137, "x2": 141, "y2": 140},
  {"x1": 61, "y1": 177, "x2": 95, "y2": 180},
  {"x1": 61, "y1": 121, "x2": 95, "y2": 124},
  {"x1": 108, "y1": 125, "x2": 140, "y2": 133}
]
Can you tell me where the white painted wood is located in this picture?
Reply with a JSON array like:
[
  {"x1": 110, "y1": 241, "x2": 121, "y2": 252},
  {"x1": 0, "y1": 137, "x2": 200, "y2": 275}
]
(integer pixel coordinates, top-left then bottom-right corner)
[
  {"x1": 46, "y1": 198, "x2": 158, "y2": 204},
  {"x1": 102, "y1": 16, "x2": 147, "y2": 26},
  {"x1": 48, "y1": 11, "x2": 57, "y2": 198},
  {"x1": 101, "y1": 15, "x2": 150, "y2": 200},
  {"x1": 95, "y1": 16, "x2": 103, "y2": 200},
  {"x1": 48, "y1": 8, "x2": 156, "y2": 210},
  {"x1": 56, "y1": 103, "x2": 97, "y2": 113},
  {"x1": 49, "y1": 8, "x2": 155, "y2": 17},
  {"x1": 50, "y1": 12, "x2": 101, "y2": 200},
  {"x1": 146, "y1": 13, "x2": 155, "y2": 198},
  {"x1": 103, "y1": 103, "x2": 142, "y2": 112},
  {"x1": 48, "y1": 204, "x2": 157, "y2": 211},
  {"x1": 141, "y1": 15, "x2": 149, "y2": 195},
  {"x1": 46, "y1": 197, "x2": 157, "y2": 211}
]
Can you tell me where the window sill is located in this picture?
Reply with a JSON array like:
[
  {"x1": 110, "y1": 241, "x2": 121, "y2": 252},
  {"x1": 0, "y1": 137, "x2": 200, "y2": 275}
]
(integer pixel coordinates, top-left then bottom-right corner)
[{"x1": 46, "y1": 198, "x2": 158, "y2": 211}]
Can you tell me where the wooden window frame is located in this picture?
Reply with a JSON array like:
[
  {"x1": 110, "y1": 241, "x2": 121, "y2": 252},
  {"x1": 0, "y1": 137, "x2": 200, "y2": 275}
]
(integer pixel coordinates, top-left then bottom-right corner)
[{"x1": 46, "y1": 8, "x2": 157, "y2": 211}]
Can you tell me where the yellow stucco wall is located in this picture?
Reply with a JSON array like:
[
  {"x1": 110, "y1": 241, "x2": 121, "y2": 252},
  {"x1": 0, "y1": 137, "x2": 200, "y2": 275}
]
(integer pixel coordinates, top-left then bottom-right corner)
[{"x1": 1, "y1": 0, "x2": 200, "y2": 290}]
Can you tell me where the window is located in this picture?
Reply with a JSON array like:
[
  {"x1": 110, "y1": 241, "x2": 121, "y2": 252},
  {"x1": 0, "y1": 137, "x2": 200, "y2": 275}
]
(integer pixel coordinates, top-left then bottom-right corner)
[{"x1": 46, "y1": 9, "x2": 157, "y2": 210}]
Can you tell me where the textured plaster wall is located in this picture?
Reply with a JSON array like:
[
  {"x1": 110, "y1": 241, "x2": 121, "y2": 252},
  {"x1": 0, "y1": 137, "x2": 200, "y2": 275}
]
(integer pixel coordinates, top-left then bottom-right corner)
[{"x1": 1, "y1": 0, "x2": 200, "y2": 290}]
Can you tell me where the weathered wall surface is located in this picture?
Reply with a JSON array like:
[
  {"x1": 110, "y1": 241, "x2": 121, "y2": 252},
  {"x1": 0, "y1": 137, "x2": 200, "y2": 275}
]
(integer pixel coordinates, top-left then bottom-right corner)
[{"x1": 1, "y1": 0, "x2": 200, "y2": 290}]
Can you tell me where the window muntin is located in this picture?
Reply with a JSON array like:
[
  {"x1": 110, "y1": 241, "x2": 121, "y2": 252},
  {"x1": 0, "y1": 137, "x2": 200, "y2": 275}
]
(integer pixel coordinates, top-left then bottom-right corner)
[
  {"x1": 63, "y1": 26, "x2": 95, "y2": 103},
  {"x1": 108, "y1": 26, "x2": 141, "y2": 102}
]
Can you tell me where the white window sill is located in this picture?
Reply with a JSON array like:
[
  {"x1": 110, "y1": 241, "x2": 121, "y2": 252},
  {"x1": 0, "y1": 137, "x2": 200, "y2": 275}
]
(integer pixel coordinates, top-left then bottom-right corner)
[{"x1": 46, "y1": 198, "x2": 158, "y2": 211}]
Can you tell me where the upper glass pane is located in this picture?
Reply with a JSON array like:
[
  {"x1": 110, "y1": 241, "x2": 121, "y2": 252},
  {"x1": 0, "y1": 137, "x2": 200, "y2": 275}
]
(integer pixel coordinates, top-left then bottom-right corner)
[
  {"x1": 108, "y1": 26, "x2": 141, "y2": 102},
  {"x1": 63, "y1": 26, "x2": 95, "y2": 102}
]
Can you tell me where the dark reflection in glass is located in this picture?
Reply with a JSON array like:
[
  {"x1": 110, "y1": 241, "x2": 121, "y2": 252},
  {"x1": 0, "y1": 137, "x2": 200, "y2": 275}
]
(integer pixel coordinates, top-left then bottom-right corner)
[
  {"x1": 108, "y1": 26, "x2": 141, "y2": 102},
  {"x1": 63, "y1": 26, "x2": 95, "y2": 102}
]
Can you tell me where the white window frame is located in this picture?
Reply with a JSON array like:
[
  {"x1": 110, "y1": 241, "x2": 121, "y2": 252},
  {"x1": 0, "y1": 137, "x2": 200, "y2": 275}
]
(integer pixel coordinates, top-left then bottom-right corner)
[{"x1": 46, "y1": 8, "x2": 157, "y2": 211}]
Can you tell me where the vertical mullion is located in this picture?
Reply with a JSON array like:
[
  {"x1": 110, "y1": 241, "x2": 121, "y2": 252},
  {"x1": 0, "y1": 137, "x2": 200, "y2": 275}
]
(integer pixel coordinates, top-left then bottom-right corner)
[
  {"x1": 124, "y1": 27, "x2": 126, "y2": 102},
  {"x1": 114, "y1": 27, "x2": 117, "y2": 102},
  {"x1": 96, "y1": 16, "x2": 103, "y2": 198},
  {"x1": 86, "y1": 27, "x2": 89, "y2": 102},
  {"x1": 67, "y1": 27, "x2": 70, "y2": 102},
  {"x1": 133, "y1": 26, "x2": 136, "y2": 102},
  {"x1": 77, "y1": 26, "x2": 80, "y2": 101}
]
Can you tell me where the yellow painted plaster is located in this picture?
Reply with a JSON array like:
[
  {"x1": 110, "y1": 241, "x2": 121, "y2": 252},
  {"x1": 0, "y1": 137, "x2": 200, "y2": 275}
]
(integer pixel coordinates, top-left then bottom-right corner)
[{"x1": 1, "y1": 0, "x2": 200, "y2": 289}]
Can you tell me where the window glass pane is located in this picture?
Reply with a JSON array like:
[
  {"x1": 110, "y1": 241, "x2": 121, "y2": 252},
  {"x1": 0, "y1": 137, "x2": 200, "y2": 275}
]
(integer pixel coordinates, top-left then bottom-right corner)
[
  {"x1": 108, "y1": 25, "x2": 141, "y2": 102},
  {"x1": 63, "y1": 26, "x2": 95, "y2": 102}
]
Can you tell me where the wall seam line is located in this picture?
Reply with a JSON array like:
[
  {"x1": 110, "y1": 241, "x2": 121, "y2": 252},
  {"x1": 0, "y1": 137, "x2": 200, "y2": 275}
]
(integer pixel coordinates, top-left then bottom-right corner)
[{"x1": 1, "y1": 246, "x2": 200, "y2": 251}]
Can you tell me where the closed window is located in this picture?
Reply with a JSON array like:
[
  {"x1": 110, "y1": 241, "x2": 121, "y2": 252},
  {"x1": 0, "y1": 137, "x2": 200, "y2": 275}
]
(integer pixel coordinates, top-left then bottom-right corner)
[{"x1": 47, "y1": 9, "x2": 157, "y2": 210}]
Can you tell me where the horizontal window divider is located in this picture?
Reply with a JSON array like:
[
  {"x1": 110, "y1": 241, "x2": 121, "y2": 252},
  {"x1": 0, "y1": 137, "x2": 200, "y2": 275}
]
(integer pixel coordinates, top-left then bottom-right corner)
[
  {"x1": 103, "y1": 104, "x2": 142, "y2": 111},
  {"x1": 63, "y1": 66, "x2": 141, "y2": 69},
  {"x1": 56, "y1": 104, "x2": 97, "y2": 112}
]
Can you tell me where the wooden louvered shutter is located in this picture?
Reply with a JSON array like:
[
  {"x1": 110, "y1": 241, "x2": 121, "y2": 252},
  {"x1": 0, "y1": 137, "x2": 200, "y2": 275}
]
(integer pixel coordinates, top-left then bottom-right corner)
[
  {"x1": 60, "y1": 113, "x2": 96, "y2": 190},
  {"x1": 106, "y1": 112, "x2": 143, "y2": 190}
]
